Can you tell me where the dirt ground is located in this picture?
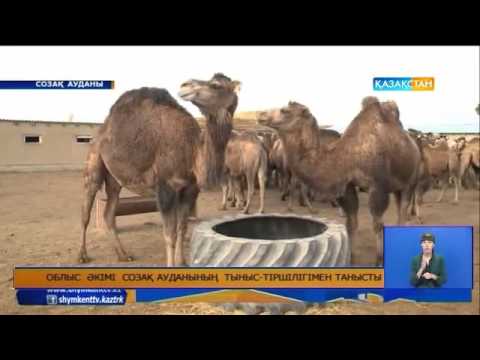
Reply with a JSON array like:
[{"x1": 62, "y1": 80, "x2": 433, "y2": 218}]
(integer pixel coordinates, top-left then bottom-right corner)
[{"x1": 0, "y1": 171, "x2": 478, "y2": 315}]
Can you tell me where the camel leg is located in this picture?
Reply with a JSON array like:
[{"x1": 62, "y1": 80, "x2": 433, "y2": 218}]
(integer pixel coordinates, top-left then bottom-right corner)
[
  {"x1": 298, "y1": 181, "x2": 305, "y2": 207},
  {"x1": 227, "y1": 176, "x2": 234, "y2": 203},
  {"x1": 401, "y1": 186, "x2": 416, "y2": 224},
  {"x1": 301, "y1": 183, "x2": 317, "y2": 214},
  {"x1": 277, "y1": 171, "x2": 283, "y2": 190},
  {"x1": 333, "y1": 200, "x2": 346, "y2": 217},
  {"x1": 287, "y1": 177, "x2": 295, "y2": 212},
  {"x1": 368, "y1": 188, "x2": 390, "y2": 266},
  {"x1": 436, "y1": 176, "x2": 449, "y2": 202},
  {"x1": 175, "y1": 183, "x2": 199, "y2": 266},
  {"x1": 79, "y1": 151, "x2": 106, "y2": 263},
  {"x1": 337, "y1": 184, "x2": 359, "y2": 265},
  {"x1": 156, "y1": 182, "x2": 178, "y2": 267},
  {"x1": 408, "y1": 190, "x2": 416, "y2": 218},
  {"x1": 220, "y1": 178, "x2": 228, "y2": 211},
  {"x1": 408, "y1": 187, "x2": 423, "y2": 224},
  {"x1": 458, "y1": 153, "x2": 470, "y2": 191},
  {"x1": 414, "y1": 191, "x2": 422, "y2": 223},
  {"x1": 188, "y1": 197, "x2": 198, "y2": 221},
  {"x1": 243, "y1": 172, "x2": 255, "y2": 214},
  {"x1": 257, "y1": 167, "x2": 266, "y2": 214},
  {"x1": 280, "y1": 173, "x2": 289, "y2": 202},
  {"x1": 452, "y1": 176, "x2": 459, "y2": 204},
  {"x1": 232, "y1": 177, "x2": 245, "y2": 209},
  {"x1": 393, "y1": 191, "x2": 402, "y2": 224},
  {"x1": 418, "y1": 183, "x2": 426, "y2": 206},
  {"x1": 103, "y1": 173, "x2": 133, "y2": 262}
]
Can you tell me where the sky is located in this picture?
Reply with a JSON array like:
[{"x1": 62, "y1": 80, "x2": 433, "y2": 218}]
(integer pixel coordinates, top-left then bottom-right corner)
[{"x1": 0, "y1": 46, "x2": 478, "y2": 133}]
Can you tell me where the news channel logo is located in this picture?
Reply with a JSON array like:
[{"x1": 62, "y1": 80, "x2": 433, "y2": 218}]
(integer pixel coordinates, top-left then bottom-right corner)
[
  {"x1": 46, "y1": 294, "x2": 58, "y2": 305},
  {"x1": 373, "y1": 77, "x2": 434, "y2": 91}
]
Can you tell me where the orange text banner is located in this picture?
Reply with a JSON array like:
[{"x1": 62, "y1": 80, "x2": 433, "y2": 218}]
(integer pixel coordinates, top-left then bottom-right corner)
[{"x1": 14, "y1": 267, "x2": 384, "y2": 289}]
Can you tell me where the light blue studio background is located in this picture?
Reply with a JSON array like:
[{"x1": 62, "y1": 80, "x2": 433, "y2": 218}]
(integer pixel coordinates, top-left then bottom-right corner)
[{"x1": 384, "y1": 226, "x2": 473, "y2": 289}]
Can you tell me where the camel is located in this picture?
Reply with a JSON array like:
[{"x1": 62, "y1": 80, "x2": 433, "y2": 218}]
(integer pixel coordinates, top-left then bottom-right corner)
[
  {"x1": 257, "y1": 131, "x2": 276, "y2": 188},
  {"x1": 220, "y1": 131, "x2": 268, "y2": 214},
  {"x1": 458, "y1": 137, "x2": 480, "y2": 189},
  {"x1": 408, "y1": 133, "x2": 463, "y2": 221},
  {"x1": 258, "y1": 98, "x2": 421, "y2": 265},
  {"x1": 269, "y1": 137, "x2": 316, "y2": 213},
  {"x1": 79, "y1": 73, "x2": 240, "y2": 267}
]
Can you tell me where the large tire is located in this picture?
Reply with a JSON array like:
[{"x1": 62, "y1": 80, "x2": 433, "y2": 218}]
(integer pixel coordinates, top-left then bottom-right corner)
[
  {"x1": 190, "y1": 213, "x2": 350, "y2": 267},
  {"x1": 189, "y1": 213, "x2": 350, "y2": 315}
]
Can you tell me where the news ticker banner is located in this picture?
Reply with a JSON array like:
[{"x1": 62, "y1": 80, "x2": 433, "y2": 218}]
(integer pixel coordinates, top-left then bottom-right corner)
[
  {"x1": 0, "y1": 80, "x2": 114, "y2": 90},
  {"x1": 14, "y1": 267, "x2": 384, "y2": 289},
  {"x1": 13, "y1": 267, "x2": 473, "y2": 305}
]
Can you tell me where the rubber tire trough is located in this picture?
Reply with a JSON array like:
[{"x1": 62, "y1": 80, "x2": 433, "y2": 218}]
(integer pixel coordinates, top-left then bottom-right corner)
[{"x1": 190, "y1": 213, "x2": 350, "y2": 314}]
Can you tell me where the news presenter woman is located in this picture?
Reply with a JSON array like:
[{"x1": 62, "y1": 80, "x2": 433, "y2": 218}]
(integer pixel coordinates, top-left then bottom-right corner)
[{"x1": 410, "y1": 233, "x2": 446, "y2": 288}]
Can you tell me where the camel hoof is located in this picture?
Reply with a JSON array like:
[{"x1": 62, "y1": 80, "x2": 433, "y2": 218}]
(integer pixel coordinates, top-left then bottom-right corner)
[
  {"x1": 452, "y1": 200, "x2": 459, "y2": 205},
  {"x1": 78, "y1": 254, "x2": 91, "y2": 264},
  {"x1": 118, "y1": 254, "x2": 134, "y2": 262},
  {"x1": 242, "y1": 209, "x2": 249, "y2": 215},
  {"x1": 309, "y1": 209, "x2": 319, "y2": 215},
  {"x1": 218, "y1": 207, "x2": 227, "y2": 211}
]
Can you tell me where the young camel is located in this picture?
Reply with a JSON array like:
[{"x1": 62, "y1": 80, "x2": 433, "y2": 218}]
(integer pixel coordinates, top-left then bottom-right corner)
[{"x1": 220, "y1": 131, "x2": 268, "y2": 214}]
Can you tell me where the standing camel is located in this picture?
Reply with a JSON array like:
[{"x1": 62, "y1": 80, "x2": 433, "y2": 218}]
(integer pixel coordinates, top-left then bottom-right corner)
[
  {"x1": 220, "y1": 131, "x2": 268, "y2": 214},
  {"x1": 458, "y1": 138, "x2": 480, "y2": 188},
  {"x1": 269, "y1": 137, "x2": 316, "y2": 213},
  {"x1": 408, "y1": 135, "x2": 463, "y2": 222},
  {"x1": 79, "y1": 73, "x2": 240, "y2": 266},
  {"x1": 258, "y1": 98, "x2": 421, "y2": 265}
]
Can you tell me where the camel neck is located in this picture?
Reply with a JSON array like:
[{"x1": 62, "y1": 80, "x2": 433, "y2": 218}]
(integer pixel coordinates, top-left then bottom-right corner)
[{"x1": 195, "y1": 111, "x2": 233, "y2": 189}]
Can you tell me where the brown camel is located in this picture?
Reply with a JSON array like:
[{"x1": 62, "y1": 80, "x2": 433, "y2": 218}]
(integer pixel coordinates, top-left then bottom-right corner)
[
  {"x1": 269, "y1": 137, "x2": 316, "y2": 213},
  {"x1": 220, "y1": 131, "x2": 268, "y2": 214},
  {"x1": 257, "y1": 131, "x2": 276, "y2": 188},
  {"x1": 409, "y1": 135, "x2": 462, "y2": 221},
  {"x1": 458, "y1": 137, "x2": 480, "y2": 188},
  {"x1": 79, "y1": 73, "x2": 240, "y2": 267},
  {"x1": 258, "y1": 98, "x2": 421, "y2": 265}
]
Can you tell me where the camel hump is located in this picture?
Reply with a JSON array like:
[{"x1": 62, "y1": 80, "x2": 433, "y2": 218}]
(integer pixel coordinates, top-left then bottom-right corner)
[
  {"x1": 361, "y1": 96, "x2": 380, "y2": 110},
  {"x1": 110, "y1": 87, "x2": 190, "y2": 116},
  {"x1": 380, "y1": 100, "x2": 402, "y2": 127}
]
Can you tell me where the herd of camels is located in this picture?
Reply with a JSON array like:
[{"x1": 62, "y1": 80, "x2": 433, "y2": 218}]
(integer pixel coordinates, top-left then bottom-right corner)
[{"x1": 78, "y1": 73, "x2": 479, "y2": 267}]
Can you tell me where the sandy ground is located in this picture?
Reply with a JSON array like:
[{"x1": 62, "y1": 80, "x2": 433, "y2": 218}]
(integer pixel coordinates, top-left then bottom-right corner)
[{"x1": 0, "y1": 171, "x2": 478, "y2": 315}]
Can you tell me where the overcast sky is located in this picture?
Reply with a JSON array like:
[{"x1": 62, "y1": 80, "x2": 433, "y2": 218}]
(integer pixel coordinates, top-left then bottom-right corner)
[{"x1": 0, "y1": 46, "x2": 478, "y2": 133}]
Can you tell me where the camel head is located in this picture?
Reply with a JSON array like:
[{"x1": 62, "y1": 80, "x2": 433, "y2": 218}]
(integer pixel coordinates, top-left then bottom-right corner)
[
  {"x1": 456, "y1": 137, "x2": 467, "y2": 152},
  {"x1": 257, "y1": 101, "x2": 317, "y2": 133},
  {"x1": 178, "y1": 73, "x2": 241, "y2": 117}
]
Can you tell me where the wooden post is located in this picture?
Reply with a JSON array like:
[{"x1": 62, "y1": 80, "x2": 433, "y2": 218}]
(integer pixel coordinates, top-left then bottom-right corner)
[{"x1": 95, "y1": 196, "x2": 158, "y2": 229}]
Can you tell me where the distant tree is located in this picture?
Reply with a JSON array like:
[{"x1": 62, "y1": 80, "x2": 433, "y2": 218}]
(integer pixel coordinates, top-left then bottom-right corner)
[{"x1": 476, "y1": 104, "x2": 479, "y2": 115}]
